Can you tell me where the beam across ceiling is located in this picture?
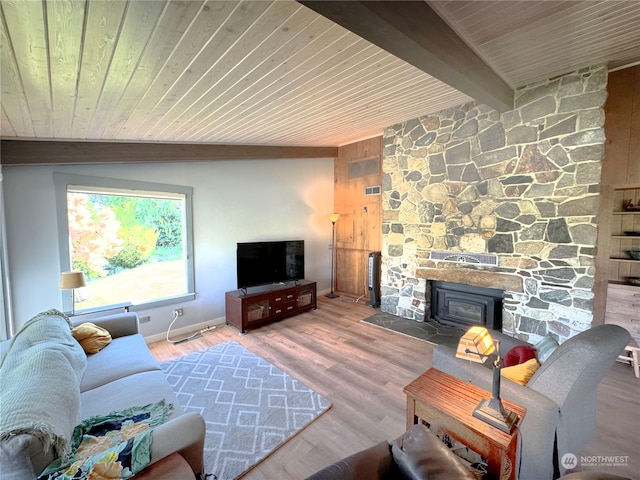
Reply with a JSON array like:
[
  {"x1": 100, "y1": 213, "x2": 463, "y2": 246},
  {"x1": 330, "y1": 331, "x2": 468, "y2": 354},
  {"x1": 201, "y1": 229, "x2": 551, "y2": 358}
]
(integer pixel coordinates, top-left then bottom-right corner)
[
  {"x1": 299, "y1": 1, "x2": 513, "y2": 112},
  {"x1": 0, "y1": 141, "x2": 338, "y2": 166}
]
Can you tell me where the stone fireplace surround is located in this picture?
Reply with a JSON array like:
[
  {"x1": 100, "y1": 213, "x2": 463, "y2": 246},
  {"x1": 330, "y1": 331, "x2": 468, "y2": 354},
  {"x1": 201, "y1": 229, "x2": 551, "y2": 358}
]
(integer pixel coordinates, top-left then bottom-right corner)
[{"x1": 380, "y1": 65, "x2": 607, "y2": 344}]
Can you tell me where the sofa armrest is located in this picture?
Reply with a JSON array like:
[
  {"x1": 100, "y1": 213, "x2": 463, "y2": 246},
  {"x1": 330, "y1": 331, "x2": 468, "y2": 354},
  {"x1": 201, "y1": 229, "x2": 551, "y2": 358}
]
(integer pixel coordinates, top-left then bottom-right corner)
[
  {"x1": 74, "y1": 312, "x2": 139, "y2": 338},
  {"x1": 149, "y1": 412, "x2": 206, "y2": 475}
]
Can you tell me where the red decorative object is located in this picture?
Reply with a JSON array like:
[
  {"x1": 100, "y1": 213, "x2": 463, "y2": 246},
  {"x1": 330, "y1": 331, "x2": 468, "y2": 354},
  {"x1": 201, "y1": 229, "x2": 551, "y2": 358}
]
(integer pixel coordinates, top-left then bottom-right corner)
[{"x1": 504, "y1": 345, "x2": 537, "y2": 367}]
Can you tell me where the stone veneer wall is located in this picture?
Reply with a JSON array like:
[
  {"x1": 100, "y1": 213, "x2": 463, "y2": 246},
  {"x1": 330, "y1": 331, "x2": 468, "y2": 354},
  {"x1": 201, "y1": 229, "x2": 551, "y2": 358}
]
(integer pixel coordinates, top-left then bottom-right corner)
[{"x1": 381, "y1": 65, "x2": 608, "y2": 343}]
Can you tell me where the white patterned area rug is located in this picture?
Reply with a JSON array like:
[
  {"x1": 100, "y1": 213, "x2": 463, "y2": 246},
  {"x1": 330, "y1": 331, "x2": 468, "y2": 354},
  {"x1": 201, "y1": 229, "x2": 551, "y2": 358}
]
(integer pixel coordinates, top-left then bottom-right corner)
[{"x1": 160, "y1": 340, "x2": 331, "y2": 480}]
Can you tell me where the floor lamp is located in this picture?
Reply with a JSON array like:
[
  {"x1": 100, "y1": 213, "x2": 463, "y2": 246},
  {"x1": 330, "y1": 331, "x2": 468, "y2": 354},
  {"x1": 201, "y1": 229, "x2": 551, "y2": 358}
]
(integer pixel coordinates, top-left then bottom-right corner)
[
  {"x1": 60, "y1": 271, "x2": 86, "y2": 316},
  {"x1": 326, "y1": 213, "x2": 340, "y2": 299}
]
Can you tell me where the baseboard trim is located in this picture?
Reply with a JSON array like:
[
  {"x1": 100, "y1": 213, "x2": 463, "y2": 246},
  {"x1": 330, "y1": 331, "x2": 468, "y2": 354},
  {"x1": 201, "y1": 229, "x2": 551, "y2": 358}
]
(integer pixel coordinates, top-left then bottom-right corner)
[{"x1": 143, "y1": 316, "x2": 226, "y2": 344}]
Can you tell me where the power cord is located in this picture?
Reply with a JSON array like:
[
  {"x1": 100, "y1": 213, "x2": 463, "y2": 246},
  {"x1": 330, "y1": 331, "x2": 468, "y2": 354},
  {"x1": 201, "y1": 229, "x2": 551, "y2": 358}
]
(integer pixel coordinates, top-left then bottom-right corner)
[{"x1": 166, "y1": 309, "x2": 216, "y2": 344}]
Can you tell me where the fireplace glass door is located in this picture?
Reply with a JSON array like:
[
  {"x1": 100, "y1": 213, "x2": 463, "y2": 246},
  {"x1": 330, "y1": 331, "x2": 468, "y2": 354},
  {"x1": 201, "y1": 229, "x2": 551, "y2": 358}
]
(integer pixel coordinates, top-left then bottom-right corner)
[{"x1": 431, "y1": 281, "x2": 503, "y2": 330}]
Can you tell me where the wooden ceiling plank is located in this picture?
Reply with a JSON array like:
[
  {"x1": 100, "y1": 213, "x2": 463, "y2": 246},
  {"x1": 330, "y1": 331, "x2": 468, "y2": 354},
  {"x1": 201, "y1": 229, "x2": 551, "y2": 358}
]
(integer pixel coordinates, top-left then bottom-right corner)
[
  {"x1": 0, "y1": 140, "x2": 337, "y2": 165},
  {"x1": 72, "y1": 0, "x2": 127, "y2": 139},
  {"x1": 193, "y1": 43, "x2": 390, "y2": 142},
  {"x1": 216, "y1": 67, "x2": 460, "y2": 146},
  {"x1": 1, "y1": 0, "x2": 52, "y2": 137},
  {"x1": 170, "y1": 14, "x2": 335, "y2": 142},
  {"x1": 0, "y1": 14, "x2": 35, "y2": 137},
  {"x1": 252, "y1": 74, "x2": 467, "y2": 146},
  {"x1": 114, "y1": 0, "x2": 238, "y2": 139},
  {"x1": 216, "y1": 56, "x2": 420, "y2": 142},
  {"x1": 101, "y1": 0, "x2": 205, "y2": 139},
  {"x1": 184, "y1": 32, "x2": 372, "y2": 141},
  {"x1": 148, "y1": 1, "x2": 309, "y2": 140},
  {"x1": 46, "y1": 0, "x2": 85, "y2": 139},
  {"x1": 299, "y1": 0, "x2": 513, "y2": 112},
  {"x1": 129, "y1": 1, "x2": 272, "y2": 139},
  {"x1": 165, "y1": 5, "x2": 327, "y2": 141},
  {"x1": 87, "y1": 0, "x2": 168, "y2": 139},
  {"x1": 1, "y1": 107, "x2": 17, "y2": 139}
]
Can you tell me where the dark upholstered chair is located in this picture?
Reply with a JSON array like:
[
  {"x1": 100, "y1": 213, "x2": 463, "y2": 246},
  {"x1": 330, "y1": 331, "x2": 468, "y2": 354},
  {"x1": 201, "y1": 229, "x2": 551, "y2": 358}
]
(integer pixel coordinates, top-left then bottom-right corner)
[{"x1": 306, "y1": 424, "x2": 475, "y2": 480}]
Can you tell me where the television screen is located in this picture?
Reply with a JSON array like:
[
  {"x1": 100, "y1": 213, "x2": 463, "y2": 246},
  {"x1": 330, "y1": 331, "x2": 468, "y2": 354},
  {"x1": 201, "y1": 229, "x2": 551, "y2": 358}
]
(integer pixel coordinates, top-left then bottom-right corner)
[{"x1": 237, "y1": 240, "x2": 304, "y2": 289}]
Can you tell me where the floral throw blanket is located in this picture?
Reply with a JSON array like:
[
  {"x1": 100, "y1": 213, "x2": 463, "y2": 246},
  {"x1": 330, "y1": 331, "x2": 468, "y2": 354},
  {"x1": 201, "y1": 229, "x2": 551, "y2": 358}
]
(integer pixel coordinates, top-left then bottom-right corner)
[{"x1": 38, "y1": 400, "x2": 172, "y2": 480}]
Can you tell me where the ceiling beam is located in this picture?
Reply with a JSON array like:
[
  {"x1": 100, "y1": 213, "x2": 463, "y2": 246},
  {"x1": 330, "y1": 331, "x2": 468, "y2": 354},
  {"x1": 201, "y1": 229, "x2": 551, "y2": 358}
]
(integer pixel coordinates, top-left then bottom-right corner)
[
  {"x1": 0, "y1": 141, "x2": 337, "y2": 166},
  {"x1": 299, "y1": 1, "x2": 513, "y2": 112}
]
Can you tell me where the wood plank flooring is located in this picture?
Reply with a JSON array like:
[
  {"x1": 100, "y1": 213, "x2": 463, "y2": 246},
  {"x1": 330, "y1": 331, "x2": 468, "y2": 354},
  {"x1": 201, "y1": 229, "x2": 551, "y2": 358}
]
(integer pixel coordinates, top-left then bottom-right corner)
[{"x1": 148, "y1": 294, "x2": 639, "y2": 479}]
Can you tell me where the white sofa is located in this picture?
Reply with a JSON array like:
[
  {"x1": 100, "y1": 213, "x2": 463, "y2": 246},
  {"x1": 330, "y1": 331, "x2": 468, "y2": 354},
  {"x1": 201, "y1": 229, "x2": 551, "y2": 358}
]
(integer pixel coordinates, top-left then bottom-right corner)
[{"x1": 0, "y1": 310, "x2": 205, "y2": 479}]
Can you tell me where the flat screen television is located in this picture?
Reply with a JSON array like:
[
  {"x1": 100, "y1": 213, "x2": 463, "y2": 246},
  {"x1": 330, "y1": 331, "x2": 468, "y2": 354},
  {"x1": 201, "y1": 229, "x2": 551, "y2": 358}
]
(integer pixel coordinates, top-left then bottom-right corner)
[{"x1": 236, "y1": 240, "x2": 305, "y2": 289}]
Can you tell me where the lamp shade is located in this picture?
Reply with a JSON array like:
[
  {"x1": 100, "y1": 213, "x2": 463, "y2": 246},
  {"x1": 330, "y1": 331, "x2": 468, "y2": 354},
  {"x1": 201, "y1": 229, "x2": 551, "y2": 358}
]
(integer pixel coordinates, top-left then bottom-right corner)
[
  {"x1": 456, "y1": 326, "x2": 495, "y2": 363},
  {"x1": 329, "y1": 213, "x2": 340, "y2": 223},
  {"x1": 59, "y1": 271, "x2": 86, "y2": 289}
]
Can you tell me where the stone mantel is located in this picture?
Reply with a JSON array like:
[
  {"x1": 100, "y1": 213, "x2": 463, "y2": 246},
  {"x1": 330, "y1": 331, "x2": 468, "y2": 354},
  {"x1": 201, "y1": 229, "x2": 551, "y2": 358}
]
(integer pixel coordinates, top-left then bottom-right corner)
[{"x1": 417, "y1": 267, "x2": 523, "y2": 293}]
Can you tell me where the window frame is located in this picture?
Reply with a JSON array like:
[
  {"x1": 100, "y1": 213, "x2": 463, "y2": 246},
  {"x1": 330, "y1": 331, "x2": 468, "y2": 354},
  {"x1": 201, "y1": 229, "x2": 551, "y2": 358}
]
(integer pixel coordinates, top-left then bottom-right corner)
[{"x1": 54, "y1": 173, "x2": 195, "y2": 314}]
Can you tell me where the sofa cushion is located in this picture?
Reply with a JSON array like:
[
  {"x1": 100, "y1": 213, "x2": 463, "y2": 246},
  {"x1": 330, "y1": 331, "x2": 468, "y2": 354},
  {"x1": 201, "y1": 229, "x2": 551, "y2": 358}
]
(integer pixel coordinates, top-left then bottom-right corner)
[
  {"x1": 72, "y1": 322, "x2": 112, "y2": 354},
  {"x1": 80, "y1": 370, "x2": 184, "y2": 421},
  {"x1": 0, "y1": 435, "x2": 36, "y2": 479},
  {"x1": 80, "y1": 334, "x2": 161, "y2": 392}
]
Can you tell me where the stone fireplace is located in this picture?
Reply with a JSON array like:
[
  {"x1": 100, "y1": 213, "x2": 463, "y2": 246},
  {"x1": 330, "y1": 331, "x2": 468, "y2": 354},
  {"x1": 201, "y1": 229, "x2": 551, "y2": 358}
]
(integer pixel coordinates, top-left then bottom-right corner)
[{"x1": 380, "y1": 65, "x2": 607, "y2": 343}]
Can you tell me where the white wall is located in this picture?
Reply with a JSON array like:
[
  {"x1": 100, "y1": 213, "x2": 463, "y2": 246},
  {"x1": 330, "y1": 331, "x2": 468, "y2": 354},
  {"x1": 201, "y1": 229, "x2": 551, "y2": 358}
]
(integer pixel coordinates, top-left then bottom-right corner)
[{"x1": 2, "y1": 157, "x2": 334, "y2": 338}]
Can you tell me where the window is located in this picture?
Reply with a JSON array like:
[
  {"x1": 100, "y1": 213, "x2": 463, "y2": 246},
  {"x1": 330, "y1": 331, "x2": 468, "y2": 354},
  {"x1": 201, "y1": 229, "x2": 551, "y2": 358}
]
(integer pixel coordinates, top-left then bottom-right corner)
[{"x1": 55, "y1": 174, "x2": 194, "y2": 313}]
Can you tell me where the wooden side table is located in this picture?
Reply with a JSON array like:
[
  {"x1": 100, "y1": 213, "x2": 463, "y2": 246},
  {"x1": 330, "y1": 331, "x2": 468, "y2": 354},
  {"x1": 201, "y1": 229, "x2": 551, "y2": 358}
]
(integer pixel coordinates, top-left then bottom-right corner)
[{"x1": 404, "y1": 368, "x2": 526, "y2": 480}]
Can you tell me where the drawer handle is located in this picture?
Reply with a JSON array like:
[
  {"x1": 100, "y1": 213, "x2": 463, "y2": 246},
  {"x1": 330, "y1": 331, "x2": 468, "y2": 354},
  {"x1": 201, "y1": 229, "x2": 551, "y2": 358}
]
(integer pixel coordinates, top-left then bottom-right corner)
[
  {"x1": 275, "y1": 297, "x2": 282, "y2": 301},
  {"x1": 287, "y1": 294, "x2": 294, "y2": 299}
]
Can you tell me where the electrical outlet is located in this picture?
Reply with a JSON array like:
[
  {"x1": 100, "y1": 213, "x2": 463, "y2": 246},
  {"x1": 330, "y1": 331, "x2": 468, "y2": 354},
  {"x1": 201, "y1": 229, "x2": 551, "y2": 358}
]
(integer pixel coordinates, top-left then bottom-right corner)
[
  {"x1": 174, "y1": 308, "x2": 183, "y2": 317},
  {"x1": 140, "y1": 316, "x2": 151, "y2": 324}
]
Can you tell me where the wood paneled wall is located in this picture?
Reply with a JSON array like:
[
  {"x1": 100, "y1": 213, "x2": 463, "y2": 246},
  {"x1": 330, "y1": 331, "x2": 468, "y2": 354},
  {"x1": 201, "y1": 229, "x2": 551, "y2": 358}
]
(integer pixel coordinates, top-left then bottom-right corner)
[
  {"x1": 593, "y1": 65, "x2": 640, "y2": 323},
  {"x1": 334, "y1": 137, "x2": 383, "y2": 298}
]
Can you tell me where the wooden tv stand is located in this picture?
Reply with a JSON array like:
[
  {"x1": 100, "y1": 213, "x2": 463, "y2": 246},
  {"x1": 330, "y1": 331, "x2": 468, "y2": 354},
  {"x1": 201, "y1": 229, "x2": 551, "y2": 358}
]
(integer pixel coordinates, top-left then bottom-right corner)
[{"x1": 225, "y1": 280, "x2": 317, "y2": 334}]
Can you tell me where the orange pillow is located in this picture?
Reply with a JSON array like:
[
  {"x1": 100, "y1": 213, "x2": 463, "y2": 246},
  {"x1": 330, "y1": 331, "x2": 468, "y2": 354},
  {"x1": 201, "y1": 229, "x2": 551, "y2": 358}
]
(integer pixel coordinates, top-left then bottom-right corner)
[
  {"x1": 501, "y1": 358, "x2": 540, "y2": 385},
  {"x1": 72, "y1": 322, "x2": 112, "y2": 354}
]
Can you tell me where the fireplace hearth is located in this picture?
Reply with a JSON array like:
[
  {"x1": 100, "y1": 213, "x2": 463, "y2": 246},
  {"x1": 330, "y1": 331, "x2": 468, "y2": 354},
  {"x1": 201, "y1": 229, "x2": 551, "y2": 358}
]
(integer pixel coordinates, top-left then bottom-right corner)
[{"x1": 430, "y1": 281, "x2": 503, "y2": 330}]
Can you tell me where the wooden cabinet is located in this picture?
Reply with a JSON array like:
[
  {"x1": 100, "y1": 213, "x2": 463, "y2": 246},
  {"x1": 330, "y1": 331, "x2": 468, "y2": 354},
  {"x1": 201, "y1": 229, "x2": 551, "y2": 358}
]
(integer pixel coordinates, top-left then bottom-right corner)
[
  {"x1": 603, "y1": 188, "x2": 640, "y2": 345},
  {"x1": 225, "y1": 281, "x2": 316, "y2": 334},
  {"x1": 608, "y1": 187, "x2": 640, "y2": 283},
  {"x1": 605, "y1": 283, "x2": 640, "y2": 345}
]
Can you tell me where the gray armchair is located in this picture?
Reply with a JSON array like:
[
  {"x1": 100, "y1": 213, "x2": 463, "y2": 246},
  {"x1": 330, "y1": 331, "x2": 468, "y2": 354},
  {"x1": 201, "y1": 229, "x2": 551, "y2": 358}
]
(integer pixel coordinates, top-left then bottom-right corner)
[{"x1": 432, "y1": 324, "x2": 630, "y2": 480}]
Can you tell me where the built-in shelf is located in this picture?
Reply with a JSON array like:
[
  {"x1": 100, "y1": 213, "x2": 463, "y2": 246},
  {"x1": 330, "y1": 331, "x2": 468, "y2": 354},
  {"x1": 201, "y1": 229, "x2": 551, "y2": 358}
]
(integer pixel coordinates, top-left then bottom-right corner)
[{"x1": 610, "y1": 258, "x2": 640, "y2": 263}]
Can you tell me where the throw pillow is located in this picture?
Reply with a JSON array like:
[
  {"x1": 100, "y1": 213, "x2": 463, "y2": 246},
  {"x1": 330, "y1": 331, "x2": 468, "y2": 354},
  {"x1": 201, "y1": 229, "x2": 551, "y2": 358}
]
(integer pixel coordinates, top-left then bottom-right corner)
[
  {"x1": 503, "y1": 345, "x2": 537, "y2": 367},
  {"x1": 534, "y1": 335, "x2": 560, "y2": 363},
  {"x1": 72, "y1": 323, "x2": 112, "y2": 354},
  {"x1": 501, "y1": 358, "x2": 541, "y2": 385}
]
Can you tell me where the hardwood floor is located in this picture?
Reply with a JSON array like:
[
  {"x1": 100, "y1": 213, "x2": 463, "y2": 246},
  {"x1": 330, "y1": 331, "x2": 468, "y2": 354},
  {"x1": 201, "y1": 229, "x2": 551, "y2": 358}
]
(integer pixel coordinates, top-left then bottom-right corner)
[{"x1": 148, "y1": 294, "x2": 639, "y2": 479}]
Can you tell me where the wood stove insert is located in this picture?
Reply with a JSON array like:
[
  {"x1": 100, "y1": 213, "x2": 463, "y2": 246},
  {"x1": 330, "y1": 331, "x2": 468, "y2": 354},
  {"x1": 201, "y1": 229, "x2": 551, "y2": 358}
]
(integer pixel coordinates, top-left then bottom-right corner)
[{"x1": 431, "y1": 281, "x2": 503, "y2": 330}]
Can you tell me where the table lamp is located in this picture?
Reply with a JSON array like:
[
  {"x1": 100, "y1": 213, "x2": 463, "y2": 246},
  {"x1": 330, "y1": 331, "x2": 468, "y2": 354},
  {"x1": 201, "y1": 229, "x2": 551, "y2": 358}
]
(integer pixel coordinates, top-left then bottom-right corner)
[
  {"x1": 60, "y1": 271, "x2": 86, "y2": 316},
  {"x1": 456, "y1": 326, "x2": 518, "y2": 432}
]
